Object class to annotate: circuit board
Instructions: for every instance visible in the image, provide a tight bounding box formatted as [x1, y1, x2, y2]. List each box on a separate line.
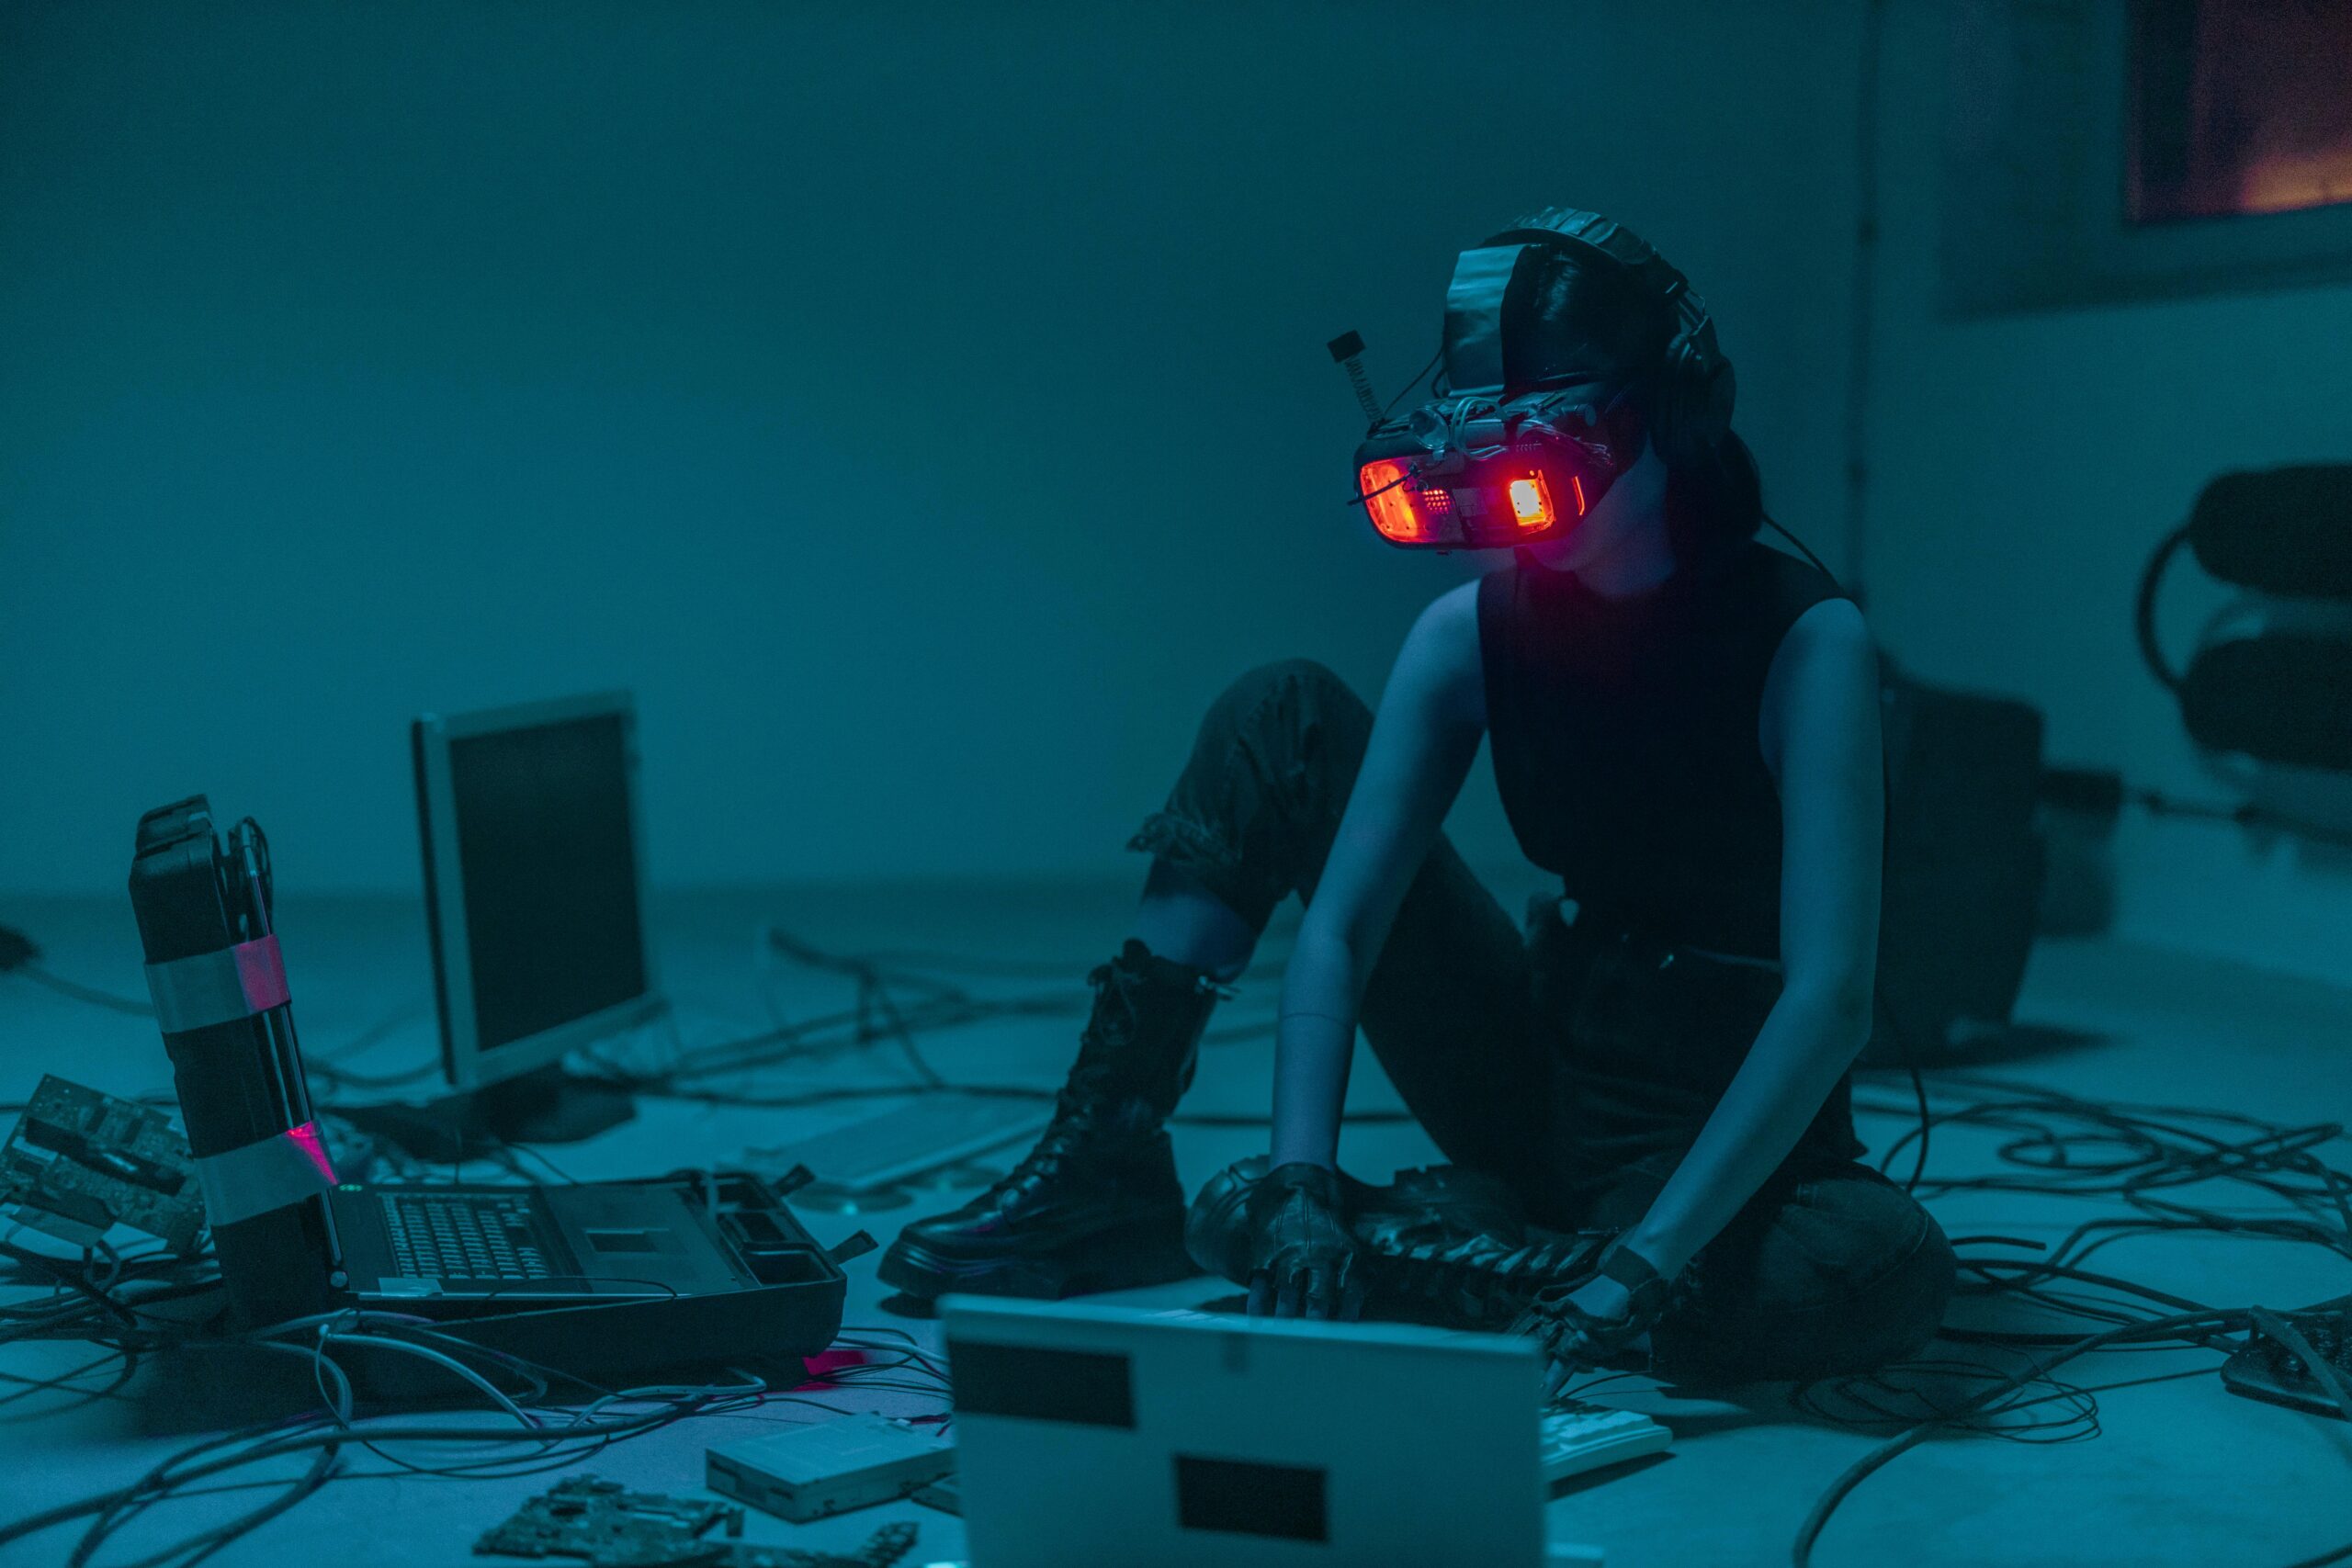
[0, 1076, 204, 1253]
[474, 1476, 918, 1568]
[2222, 1298, 2352, 1420]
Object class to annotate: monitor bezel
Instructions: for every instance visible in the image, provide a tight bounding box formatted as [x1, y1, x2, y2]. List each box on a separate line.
[412, 689, 662, 1093]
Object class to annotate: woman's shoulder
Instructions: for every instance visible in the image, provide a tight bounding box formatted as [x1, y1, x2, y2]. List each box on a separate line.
[1408, 578, 1485, 669]
[1394, 579, 1488, 721]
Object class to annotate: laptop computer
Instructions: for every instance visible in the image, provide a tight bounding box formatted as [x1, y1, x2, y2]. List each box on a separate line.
[940, 1297, 1626, 1568]
[330, 1179, 762, 1304]
[128, 785, 848, 1389]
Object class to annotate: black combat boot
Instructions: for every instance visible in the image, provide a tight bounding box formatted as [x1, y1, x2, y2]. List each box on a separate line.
[1185, 1157, 1611, 1327]
[876, 940, 1222, 1303]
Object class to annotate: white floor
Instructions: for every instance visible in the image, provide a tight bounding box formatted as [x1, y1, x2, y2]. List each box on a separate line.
[2, 880, 2348, 1568]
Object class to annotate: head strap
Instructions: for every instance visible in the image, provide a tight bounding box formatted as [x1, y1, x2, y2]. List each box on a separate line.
[1478, 207, 1719, 372]
[1442, 244, 1532, 397]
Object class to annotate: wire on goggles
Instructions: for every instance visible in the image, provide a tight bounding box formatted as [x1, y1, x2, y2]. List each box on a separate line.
[1348, 382, 1632, 547]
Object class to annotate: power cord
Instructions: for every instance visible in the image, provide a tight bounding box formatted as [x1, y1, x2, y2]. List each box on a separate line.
[0, 925, 153, 1017]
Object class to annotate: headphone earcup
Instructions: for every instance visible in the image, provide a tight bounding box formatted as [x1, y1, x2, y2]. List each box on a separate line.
[1652, 332, 1736, 469]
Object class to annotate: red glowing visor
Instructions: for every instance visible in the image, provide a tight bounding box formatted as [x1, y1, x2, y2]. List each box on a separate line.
[1351, 386, 1639, 550]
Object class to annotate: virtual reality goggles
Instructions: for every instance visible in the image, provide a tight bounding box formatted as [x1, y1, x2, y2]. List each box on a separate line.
[1341, 209, 1733, 552]
[1352, 379, 1642, 550]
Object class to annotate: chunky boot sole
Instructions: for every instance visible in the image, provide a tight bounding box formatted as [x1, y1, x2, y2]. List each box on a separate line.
[877, 1204, 1196, 1303]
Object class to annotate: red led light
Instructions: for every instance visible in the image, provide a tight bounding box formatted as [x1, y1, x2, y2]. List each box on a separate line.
[1508, 473, 1554, 529]
[1360, 459, 1429, 542]
[1572, 472, 1588, 515]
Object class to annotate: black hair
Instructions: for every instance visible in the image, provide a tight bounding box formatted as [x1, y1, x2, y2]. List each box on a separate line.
[1501, 243, 1764, 566]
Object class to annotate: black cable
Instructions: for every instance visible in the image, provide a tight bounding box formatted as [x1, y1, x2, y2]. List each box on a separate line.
[12, 964, 155, 1017]
[0, 1241, 140, 1331]
[1376, 346, 1442, 424]
[2135, 520, 2195, 694]
[1803, 1066, 2352, 1563]
[1792, 1307, 2253, 1566]
[0, 1322, 784, 1562]
[623, 927, 1396, 1128]
[1902, 1064, 1930, 1193]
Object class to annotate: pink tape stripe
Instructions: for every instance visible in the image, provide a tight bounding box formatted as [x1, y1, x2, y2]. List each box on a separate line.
[282, 1120, 338, 1185]
[232, 936, 289, 1012]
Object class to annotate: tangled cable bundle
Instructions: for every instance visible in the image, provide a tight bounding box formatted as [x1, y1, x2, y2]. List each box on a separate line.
[7, 929, 2351, 1567]
[1791, 1069, 2352, 1565]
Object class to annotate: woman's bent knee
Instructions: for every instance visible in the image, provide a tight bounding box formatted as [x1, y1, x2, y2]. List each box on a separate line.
[1206, 659, 1363, 739]
[1665, 1167, 1957, 1381]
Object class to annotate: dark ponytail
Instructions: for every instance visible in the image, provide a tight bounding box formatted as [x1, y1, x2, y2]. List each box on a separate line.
[1661, 424, 1764, 569]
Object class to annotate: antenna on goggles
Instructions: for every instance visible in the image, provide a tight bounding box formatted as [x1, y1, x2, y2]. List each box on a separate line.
[1327, 330, 1385, 430]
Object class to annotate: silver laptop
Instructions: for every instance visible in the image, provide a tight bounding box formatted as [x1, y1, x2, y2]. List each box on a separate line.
[941, 1297, 1610, 1568]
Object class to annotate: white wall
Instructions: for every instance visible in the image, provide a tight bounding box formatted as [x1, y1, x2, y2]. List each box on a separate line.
[1859, 4, 2352, 984]
[0, 1, 1866, 897]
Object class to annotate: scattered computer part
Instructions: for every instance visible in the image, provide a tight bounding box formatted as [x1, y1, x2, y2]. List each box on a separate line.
[129, 795, 346, 1327]
[944, 1297, 1569, 1567]
[412, 690, 661, 1143]
[320, 1170, 848, 1396]
[707, 1414, 955, 1523]
[129, 795, 847, 1384]
[474, 1476, 919, 1567]
[474, 1475, 741, 1567]
[744, 1097, 1052, 1213]
[908, 1475, 960, 1517]
[2221, 1298, 2352, 1420]
[0, 1075, 205, 1253]
[1540, 1400, 1673, 1484]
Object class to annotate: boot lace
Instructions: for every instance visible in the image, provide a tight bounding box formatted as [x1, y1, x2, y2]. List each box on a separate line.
[986, 957, 1153, 1192]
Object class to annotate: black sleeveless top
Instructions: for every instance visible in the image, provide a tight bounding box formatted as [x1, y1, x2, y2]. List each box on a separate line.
[1477, 538, 1845, 961]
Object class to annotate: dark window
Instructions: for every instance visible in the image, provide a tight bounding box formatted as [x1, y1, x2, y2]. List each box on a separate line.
[2130, 1, 2352, 223]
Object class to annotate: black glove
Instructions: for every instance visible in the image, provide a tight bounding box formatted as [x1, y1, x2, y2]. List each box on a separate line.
[1242, 1161, 1367, 1320]
[1513, 1241, 1674, 1391]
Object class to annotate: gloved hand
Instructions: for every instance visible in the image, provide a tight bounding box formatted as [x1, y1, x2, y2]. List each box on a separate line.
[1242, 1161, 1367, 1321]
[1514, 1241, 1674, 1395]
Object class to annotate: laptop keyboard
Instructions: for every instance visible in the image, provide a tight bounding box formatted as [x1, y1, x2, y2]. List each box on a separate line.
[379, 1191, 556, 1282]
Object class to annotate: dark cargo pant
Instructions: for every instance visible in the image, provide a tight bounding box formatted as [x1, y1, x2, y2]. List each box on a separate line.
[1130, 659, 1955, 1382]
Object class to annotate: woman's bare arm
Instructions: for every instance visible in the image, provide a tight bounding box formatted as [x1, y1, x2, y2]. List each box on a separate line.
[1268, 580, 1489, 1170]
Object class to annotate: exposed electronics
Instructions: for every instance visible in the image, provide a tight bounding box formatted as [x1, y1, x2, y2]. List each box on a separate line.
[475, 1475, 741, 1565]
[707, 1413, 956, 1523]
[474, 1475, 920, 1568]
[413, 690, 661, 1142]
[128, 795, 846, 1381]
[941, 1297, 1640, 1568]
[0, 1075, 205, 1253]
[2222, 1298, 2352, 1420]
[747, 1096, 1053, 1213]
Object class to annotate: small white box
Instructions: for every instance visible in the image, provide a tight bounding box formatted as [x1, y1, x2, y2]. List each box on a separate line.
[706, 1414, 955, 1523]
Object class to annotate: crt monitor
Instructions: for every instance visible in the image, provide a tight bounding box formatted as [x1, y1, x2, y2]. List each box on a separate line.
[412, 691, 661, 1136]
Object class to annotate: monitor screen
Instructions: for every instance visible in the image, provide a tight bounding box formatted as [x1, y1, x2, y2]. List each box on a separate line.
[443, 711, 648, 1056]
